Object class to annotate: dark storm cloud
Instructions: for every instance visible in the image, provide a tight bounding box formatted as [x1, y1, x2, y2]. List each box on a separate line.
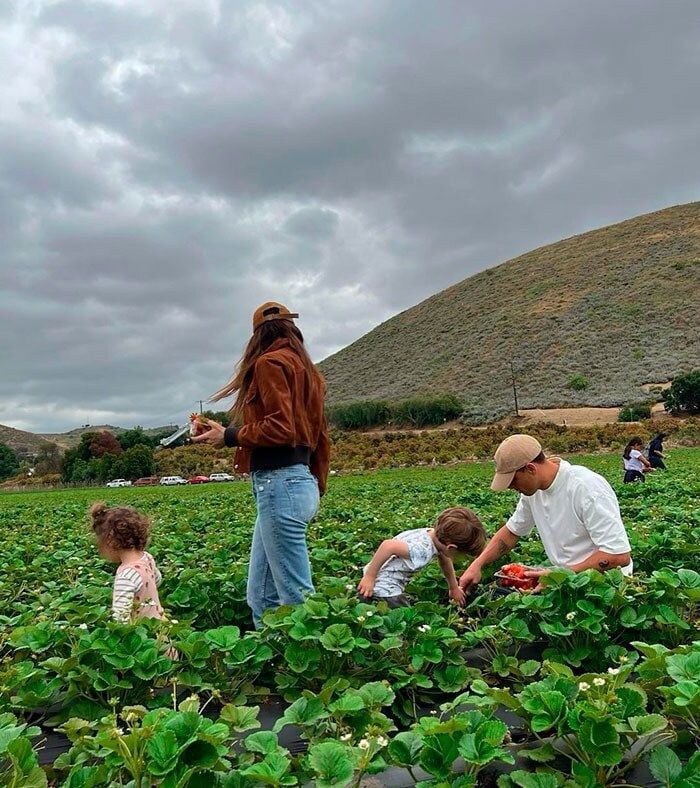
[1, 0, 699, 431]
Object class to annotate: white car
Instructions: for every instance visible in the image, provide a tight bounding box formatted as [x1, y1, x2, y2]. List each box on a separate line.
[106, 478, 132, 488]
[159, 475, 188, 486]
[208, 472, 236, 482]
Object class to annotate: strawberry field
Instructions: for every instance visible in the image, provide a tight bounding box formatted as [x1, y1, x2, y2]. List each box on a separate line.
[0, 450, 698, 786]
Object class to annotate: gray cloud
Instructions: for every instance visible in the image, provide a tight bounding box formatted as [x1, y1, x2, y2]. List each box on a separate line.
[1, 0, 699, 432]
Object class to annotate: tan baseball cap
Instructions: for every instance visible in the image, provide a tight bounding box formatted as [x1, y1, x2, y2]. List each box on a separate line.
[252, 301, 299, 331]
[490, 434, 543, 491]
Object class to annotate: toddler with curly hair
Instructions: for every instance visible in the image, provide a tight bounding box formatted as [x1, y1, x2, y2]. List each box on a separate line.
[89, 502, 166, 623]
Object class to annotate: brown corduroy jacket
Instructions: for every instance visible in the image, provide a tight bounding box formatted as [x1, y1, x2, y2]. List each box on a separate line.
[223, 338, 330, 494]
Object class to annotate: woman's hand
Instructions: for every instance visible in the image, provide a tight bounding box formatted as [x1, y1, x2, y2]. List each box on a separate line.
[190, 418, 226, 449]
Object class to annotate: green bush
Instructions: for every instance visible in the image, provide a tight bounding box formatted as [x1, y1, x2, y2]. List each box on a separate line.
[567, 374, 589, 391]
[664, 369, 700, 414]
[327, 394, 462, 430]
[327, 400, 391, 429]
[618, 403, 652, 422]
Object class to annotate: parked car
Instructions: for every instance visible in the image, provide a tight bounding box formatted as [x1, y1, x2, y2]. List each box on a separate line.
[188, 475, 210, 484]
[159, 475, 188, 486]
[106, 478, 132, 488]
[133, 476, 159, 486]
[208, 472, 236, 482]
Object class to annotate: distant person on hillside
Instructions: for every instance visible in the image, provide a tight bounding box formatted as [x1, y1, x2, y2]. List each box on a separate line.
[459, 435, 632, 594]
[89, 502, 167, 623]
[648, 432, 667, 470]
[357, 507, 486, 607]
[191, 302, 329, 628]
[622, 436, 653, 483]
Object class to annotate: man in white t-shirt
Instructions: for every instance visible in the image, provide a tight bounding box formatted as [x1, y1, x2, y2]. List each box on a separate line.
[459, 435, 632, 593]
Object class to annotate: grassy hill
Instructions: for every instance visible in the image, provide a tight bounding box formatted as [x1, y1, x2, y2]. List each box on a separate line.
[0, 424, 178, 457]
[0, 424, 57, 458]
[320, 202, 700, 419]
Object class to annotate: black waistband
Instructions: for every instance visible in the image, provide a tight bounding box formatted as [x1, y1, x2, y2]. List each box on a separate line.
[250, 445, 311, 472]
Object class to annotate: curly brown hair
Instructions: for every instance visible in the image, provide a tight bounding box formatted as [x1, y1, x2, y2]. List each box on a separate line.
[433, 507, 486, 555]
[89, 501, 151, 552]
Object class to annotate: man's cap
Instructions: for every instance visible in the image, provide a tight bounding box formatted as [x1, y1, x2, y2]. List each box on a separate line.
[491, 434, 543, 491]
[252, 302, 299, 331]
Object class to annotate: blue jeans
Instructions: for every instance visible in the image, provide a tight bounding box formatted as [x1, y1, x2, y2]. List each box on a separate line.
[247, 464, 320, 628]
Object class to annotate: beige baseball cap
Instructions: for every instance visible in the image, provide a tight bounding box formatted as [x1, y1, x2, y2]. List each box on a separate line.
[490, 434, 543, 491]
[252, 302, 299, 331]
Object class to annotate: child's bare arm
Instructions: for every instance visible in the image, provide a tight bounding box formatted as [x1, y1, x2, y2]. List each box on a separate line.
[437, 553, 466, 606]
[357, 539, 410, 597]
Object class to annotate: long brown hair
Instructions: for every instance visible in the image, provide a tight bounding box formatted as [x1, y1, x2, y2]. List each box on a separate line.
[211, 320, 322, 424]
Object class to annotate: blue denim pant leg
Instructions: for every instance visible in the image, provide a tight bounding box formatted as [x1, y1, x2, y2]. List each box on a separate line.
[246, 464, 320, 628]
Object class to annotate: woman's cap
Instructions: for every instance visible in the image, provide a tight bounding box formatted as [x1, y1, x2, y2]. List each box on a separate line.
[252, 302, 299, 331]
[491, 434, 543, 491]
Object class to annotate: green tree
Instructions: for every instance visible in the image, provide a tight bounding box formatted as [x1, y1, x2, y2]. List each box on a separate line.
[0, 443, 20, 480]
[117, 426, 157, 450]
[116, 445, 155, 480]
[664, 369, 700, 414]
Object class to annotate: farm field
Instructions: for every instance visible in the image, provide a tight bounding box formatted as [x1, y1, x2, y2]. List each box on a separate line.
[0, 451, 698, 786]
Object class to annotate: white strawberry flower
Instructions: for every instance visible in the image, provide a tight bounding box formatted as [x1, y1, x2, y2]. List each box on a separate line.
[340, 732, 352, 742]
[593, 677, 606, 686]
[578, 682, 590, 691]
[377, 735, 389, 748]
[358, 739, 370, 750]
[608, 667, 620, 675]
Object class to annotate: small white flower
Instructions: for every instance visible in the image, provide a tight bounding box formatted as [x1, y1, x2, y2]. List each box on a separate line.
[357, 615, 366, 624]
[418, 624, 432, 633]
[114, 727, 124, 736]
[345, 584, 354, 591]
[619, 655, 628, 663]
[365, 610, 374, 617]
[377, 735, 388, 748]
[78, 623, 88, 630]
[607, 667, 620, 675]
[171, 619, 179, 624]
[593, 677, 606, 687]
[578, 682, 591, 692]
[430, 709, 438, 715]
[340, 732, 352, 741]
[565, 612, 575, 621]
[358, 739, 370, 750]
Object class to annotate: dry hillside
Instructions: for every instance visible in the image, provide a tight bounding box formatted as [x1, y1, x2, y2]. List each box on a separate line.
[320, 202, 700, 419]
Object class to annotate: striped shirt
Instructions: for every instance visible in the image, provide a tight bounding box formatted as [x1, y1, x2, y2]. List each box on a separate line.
[112, 552, 164, 623]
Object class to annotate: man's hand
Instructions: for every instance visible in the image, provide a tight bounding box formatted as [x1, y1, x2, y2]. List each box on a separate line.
[357, 575, 375, 599]
[190, 418, 226, 448]
[449, 585, 466, 606]
[522, 567, 551, 593]
[459, 563, 482, 592]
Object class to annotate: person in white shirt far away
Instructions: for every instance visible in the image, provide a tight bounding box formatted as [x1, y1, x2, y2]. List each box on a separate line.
[459, 435, 632, 593]
[622, 436, 653, 483]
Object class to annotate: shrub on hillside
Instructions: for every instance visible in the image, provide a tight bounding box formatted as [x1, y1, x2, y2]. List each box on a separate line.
[567, 374, 589, 391]
[390, 394, 463, 426]
[618, 403, 652, 422]
[664, 369, 700, 414]
[327, 394, 462, 429]
[327, 400, 391, 429]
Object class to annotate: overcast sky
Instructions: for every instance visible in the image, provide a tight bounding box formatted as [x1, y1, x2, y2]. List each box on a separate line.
[2, 0, 699, 433]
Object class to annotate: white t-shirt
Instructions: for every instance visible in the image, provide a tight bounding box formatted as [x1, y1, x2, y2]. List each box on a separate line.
[506, 460, 633, 576]
[367, 528, 437, 597]
[623, 449, 645, 472]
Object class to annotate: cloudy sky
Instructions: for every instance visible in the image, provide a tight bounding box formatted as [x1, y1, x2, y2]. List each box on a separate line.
[2, 0, 699, 433]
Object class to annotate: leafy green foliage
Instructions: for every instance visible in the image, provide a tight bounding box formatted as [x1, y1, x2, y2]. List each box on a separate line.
[665, 369, 700, 414]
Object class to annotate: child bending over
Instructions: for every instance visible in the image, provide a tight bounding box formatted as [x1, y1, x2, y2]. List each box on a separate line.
[357, 507, 486, 607]
[89, 502, 166, 623]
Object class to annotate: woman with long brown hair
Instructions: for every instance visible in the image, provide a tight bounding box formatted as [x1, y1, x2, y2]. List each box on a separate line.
[192, 302, 329, 627]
